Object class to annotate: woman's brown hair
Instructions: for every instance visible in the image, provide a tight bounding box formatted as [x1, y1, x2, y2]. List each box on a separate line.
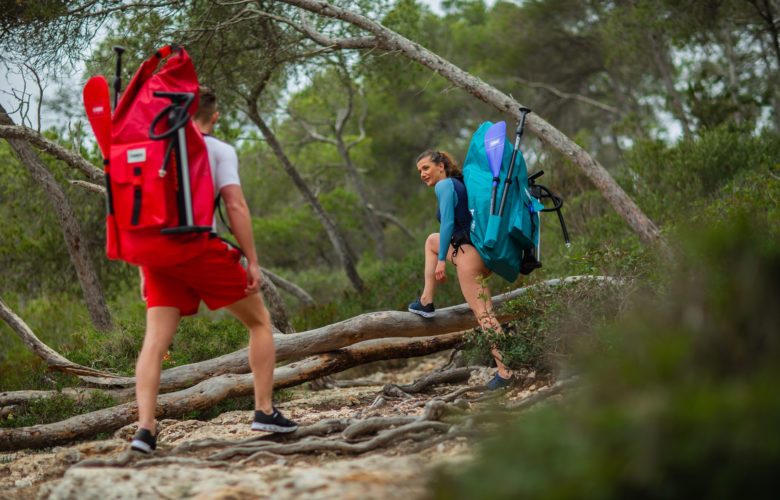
[416, 150, 462, 179]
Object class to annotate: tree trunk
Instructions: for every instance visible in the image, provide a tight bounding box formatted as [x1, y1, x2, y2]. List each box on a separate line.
[336, 136, 387, 260]
[0, 332, 464, 451]
[752, 0, 780, 74]
[247, 111, 365, 292]
[0, 106, 113, 332]
[646, 30, 693, 138]
[276, 0, 667, 250]
[260, 269, 295, 333]
[720, 24, 743, 125]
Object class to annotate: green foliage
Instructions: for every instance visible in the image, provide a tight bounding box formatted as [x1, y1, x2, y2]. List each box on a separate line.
[67, 313, 250, 375]
[291, 249, 467, 332]
[464, 277, 630, 371]
[627, 126, 780, 224]
[430, 214, 780, 499]
[1, 391, 116, 429]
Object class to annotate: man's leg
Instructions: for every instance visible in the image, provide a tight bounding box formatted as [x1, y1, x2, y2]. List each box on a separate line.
[135, 306, 180, 431]
[226, 293, 274, 413]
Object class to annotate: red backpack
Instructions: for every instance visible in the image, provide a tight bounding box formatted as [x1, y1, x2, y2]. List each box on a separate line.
[83, 45, 214, 267]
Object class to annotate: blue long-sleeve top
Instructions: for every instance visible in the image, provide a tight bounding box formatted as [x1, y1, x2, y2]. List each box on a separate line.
[434, 177, 471, 261]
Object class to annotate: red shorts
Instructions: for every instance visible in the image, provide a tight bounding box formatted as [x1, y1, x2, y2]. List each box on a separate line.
[142, 237, 248, 316]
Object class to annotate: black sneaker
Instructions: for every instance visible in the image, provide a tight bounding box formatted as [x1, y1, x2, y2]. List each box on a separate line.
[130, 427, 157, 454]
[408, 297, 436, 318]
[251, 407, 298, 433]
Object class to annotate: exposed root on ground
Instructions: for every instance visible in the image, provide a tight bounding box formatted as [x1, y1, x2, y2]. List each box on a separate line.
[69, 368, 573, 471]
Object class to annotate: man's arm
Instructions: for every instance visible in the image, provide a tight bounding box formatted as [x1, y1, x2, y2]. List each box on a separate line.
[220, 184, 261, 294]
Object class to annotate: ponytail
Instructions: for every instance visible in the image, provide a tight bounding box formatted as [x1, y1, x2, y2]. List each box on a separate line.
[416, 149, 462, 179]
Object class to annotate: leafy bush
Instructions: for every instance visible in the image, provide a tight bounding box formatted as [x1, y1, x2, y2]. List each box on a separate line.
[627, 126, 780, 224]
[429, 214, 780, 499]
[66, 314, 250, 375]
[463, 277, 631, 371]
[1, 391, 116, 429]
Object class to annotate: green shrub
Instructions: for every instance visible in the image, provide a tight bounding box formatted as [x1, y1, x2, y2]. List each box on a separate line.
[429, 214, 780, 499]
[1, 391, 116, 429]
[463, 277, 631, 371]
[627, 126, 780, 224]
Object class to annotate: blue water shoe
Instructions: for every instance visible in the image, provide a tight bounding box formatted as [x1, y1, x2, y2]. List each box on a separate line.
[408, 297, 436, 318]
[486, 372, 511, 391]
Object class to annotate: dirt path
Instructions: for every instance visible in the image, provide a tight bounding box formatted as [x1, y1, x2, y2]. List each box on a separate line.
[1, 353, 549, 499]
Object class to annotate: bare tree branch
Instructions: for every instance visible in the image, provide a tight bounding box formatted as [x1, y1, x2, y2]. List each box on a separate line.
[0, 124, 104, 181]
[262, 268, 316, 306]
[275, 0, 668, 250]
[69, 179, 106, 194]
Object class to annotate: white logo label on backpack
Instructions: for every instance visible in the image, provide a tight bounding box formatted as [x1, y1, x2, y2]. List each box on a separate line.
[127, 148, 147, 163]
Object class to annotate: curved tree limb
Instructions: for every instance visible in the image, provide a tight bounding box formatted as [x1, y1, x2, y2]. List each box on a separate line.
[0, 296, 120, 381]
[367, 204, 414, 239]
[275, 0, 666, 250]
[262, 268, 316, 306]
[0, 124, 104, 181]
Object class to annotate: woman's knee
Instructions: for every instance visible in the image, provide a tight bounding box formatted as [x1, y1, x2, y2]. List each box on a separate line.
[425, 233, 440, 251]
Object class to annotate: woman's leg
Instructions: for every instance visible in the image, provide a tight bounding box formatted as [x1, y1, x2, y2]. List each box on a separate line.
[420, 232, 442, 305]
[452, 246, 512, 379]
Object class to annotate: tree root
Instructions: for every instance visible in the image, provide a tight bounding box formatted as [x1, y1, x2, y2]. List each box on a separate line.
[69, 379, 577, 471]
[209, 421, 452, 460]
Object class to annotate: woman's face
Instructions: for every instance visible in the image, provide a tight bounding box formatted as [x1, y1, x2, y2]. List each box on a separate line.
[416, 156, 446, 187]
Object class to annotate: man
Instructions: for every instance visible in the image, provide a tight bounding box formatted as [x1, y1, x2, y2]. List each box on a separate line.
[131, 87, 297, 454]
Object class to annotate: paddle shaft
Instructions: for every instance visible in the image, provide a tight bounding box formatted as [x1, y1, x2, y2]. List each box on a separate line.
[113, 46, 125, 109]
[497, 108, 531, 216]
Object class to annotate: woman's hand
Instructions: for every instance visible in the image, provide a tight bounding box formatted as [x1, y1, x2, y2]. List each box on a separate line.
[435, 260, 447, 282]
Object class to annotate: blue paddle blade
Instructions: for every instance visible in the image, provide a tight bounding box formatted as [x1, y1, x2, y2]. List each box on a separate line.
[484, 121, 506, 183]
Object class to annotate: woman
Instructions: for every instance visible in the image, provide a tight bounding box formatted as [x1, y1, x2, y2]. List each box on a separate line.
[407, 150, 512, 390]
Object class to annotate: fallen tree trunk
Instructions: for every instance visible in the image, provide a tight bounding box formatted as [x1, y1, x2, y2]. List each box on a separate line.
[79, 276, 609, 390]
[0, 332, 464, 451]
[0, 387, 134, 407]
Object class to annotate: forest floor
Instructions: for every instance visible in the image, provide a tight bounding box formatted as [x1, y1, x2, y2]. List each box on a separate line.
[0, 352, 552, 499]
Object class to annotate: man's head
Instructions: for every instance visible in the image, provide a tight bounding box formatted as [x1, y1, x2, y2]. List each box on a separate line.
[193, 86, 218, 133]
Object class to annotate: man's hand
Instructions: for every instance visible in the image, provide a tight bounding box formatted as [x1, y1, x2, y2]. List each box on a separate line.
[246, 262, 262, 295]
[435, 260, 447, 282]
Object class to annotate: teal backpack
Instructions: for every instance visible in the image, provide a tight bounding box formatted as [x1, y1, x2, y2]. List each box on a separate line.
[463, 110, 569, 282]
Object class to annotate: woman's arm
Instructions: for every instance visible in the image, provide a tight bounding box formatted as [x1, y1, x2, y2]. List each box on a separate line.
[435, 178, 457, 261]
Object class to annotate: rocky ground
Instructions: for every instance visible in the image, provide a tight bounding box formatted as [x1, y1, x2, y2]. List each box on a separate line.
[1, 353, 551, 499]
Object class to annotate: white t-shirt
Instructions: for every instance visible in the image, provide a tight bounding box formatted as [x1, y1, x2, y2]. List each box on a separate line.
[203, 134, 240, 229]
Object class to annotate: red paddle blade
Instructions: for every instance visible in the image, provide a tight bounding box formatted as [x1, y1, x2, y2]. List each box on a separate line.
[83, 76, 112, 159]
